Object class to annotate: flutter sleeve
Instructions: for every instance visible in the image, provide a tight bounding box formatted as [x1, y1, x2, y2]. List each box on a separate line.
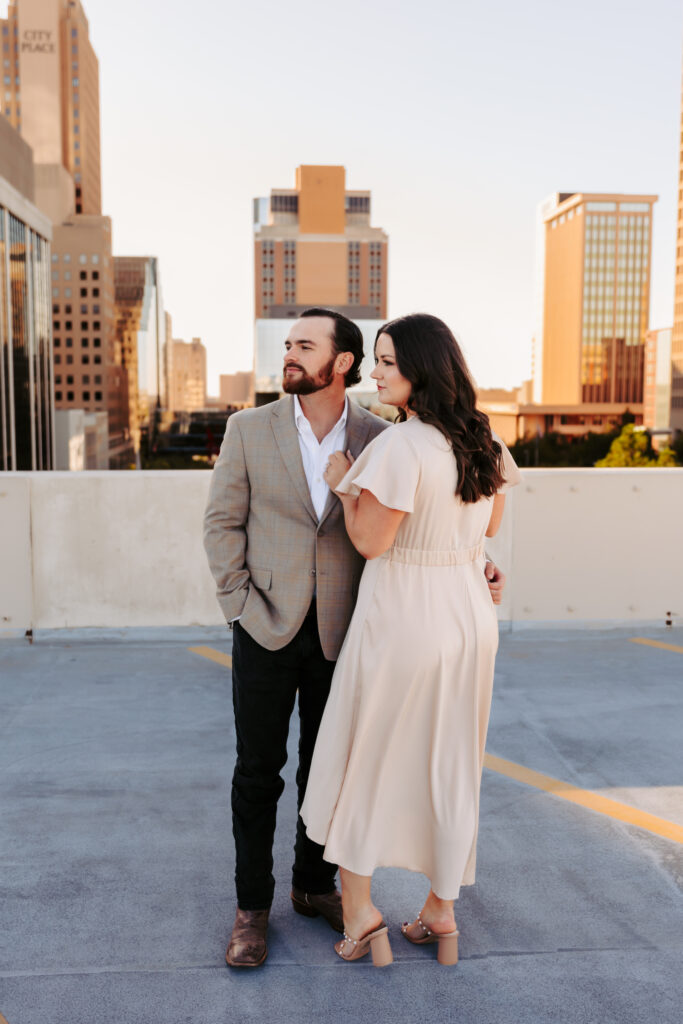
[335, 426, 421, 513]
[494, 433, 522, 494]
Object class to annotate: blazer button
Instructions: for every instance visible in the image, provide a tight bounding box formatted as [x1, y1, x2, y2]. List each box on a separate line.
[310, 569, 317, 576]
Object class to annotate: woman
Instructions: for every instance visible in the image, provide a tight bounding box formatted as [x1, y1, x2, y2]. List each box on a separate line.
[300, 314, 521, 968]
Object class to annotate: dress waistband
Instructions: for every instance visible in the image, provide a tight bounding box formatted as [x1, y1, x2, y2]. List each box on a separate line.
[382, 542, 486, 567]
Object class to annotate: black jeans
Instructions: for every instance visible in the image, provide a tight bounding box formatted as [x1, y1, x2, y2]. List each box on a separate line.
[231, 607, 338, 910]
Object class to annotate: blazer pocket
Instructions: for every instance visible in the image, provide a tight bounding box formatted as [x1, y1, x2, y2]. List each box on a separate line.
[249, 567, 272, 591]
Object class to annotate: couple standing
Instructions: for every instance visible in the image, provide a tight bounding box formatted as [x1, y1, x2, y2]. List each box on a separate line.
[203, 308, 520, 968]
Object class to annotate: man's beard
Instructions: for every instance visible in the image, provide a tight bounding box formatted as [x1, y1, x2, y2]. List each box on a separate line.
[282, 356, 336, 395]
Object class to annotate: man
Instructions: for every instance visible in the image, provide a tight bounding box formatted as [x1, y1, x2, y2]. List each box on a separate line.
[203, 308, 506, 968]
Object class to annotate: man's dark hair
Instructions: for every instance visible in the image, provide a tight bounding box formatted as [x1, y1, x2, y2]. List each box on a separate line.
[300, 308, 364, 387]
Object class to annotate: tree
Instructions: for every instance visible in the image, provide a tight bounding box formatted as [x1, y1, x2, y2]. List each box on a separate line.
[653, 445, 678, 467]
[594, 424, 677, 467]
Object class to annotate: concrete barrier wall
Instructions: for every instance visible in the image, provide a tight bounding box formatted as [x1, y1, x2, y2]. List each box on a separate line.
[1, 468, 682, 636]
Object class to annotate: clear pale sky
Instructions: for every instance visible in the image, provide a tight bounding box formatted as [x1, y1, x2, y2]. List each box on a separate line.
[76, 0, 683, 394]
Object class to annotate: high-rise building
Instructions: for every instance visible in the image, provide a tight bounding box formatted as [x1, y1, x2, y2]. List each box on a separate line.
[254, 165, 387, 319]
[534, 192, 656, 412]
[169, 336, 206, 412]
[253, 165, 388, 404]
[671, 67, 683, 432]
[643, 327, 673, 434]
[51, 217, 111, 414]
[113, 256, 163, 456]
[1, 0, 102, 216]
[0, 114, 54, 470]
[2, 1, 136, 466]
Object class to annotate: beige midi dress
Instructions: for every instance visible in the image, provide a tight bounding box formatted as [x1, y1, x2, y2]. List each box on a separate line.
[300, 416, 521, 899]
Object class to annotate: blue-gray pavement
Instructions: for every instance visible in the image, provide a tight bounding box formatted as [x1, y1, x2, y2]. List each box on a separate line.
[0, 627, 681, 1024]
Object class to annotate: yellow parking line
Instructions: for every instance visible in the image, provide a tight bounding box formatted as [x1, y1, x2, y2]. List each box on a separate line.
[484, 753, 683, 846]
[629, 637, 683, 655]
[188, 646, 232, 669]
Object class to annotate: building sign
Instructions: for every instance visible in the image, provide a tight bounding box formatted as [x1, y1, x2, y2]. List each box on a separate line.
[21, 30, 55, 53]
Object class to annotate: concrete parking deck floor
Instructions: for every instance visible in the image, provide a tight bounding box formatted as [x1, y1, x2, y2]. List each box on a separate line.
[0, 627, 681, 1024]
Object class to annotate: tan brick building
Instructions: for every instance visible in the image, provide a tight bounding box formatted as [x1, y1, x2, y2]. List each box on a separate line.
[253, 165, 388, 320]
[1, 0, 101, 215]
[169, 337, 207, 413]
[253, 165, 388, 404]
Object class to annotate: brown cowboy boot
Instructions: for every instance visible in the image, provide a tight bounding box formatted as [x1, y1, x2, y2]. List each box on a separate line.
[225, 907, 270, 968]
[291, 888, 344, 933]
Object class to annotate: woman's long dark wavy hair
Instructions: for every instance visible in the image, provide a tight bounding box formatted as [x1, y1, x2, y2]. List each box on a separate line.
[376, 314, 504, 503]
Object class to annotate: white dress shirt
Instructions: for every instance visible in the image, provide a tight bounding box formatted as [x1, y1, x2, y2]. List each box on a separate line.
[293, 395, 349, 520]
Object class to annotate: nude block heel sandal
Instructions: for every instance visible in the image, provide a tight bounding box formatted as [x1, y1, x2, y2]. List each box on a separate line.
[401, 914, 460, 966]
[335, 923, 394, 967]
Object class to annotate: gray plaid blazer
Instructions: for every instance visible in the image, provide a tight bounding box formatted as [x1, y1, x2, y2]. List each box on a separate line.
[203, 395, 389, 660]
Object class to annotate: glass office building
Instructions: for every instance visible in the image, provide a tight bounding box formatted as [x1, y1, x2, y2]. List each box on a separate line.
[0, 198, 54, 471]
[537, 192, 656, 408]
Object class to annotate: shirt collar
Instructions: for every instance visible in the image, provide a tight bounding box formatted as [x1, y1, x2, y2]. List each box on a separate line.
[293, 394, 349, 434]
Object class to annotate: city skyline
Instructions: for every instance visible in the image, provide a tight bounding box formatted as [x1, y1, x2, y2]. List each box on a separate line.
[6, 0, 682, 397]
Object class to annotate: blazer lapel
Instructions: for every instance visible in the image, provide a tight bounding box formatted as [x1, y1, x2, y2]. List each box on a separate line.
[318, 399, 373, 527]
[271, 396, 318, 524]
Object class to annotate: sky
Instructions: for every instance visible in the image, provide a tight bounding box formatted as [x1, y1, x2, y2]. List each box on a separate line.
[72, 0, 683, 394]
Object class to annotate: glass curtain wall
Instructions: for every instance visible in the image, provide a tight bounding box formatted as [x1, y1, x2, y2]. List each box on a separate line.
[0, 205, 54, 471]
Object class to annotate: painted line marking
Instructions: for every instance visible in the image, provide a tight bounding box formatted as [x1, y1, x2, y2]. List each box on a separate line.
[188, 645, 681, 845]
[484, 753, 683, 846]
[629, 637, 683, 655]
[188, 646, 232, 669]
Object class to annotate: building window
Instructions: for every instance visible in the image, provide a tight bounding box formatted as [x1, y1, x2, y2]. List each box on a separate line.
[67, 375, 74, 385]
[79, 255, 87, 265]
[54, 337, 61, 348]
[93, 321, 100, 330]
[54, 354, 61, 365]
[55, 391, 62, 401]
[82, 355, 90, 365]
[65, 321, 72, 330]
[80, 287, 87, 297]
[93, 304, 100, 314]
[53, 320, 60, 331]
[66, 338, 73, 347]
[94, 391, 102, 402]
[94, 355, 101, 364]
[83, 391, 90, 401]
[66, 355, 74, 365]
[92, 271, 99, 280]
[92, 288, 99, 297]
[93, 338, 101, 348]
[83, 375, 90, 384]
[81, 321, 88, 330]
[91, 254, 99, 265]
